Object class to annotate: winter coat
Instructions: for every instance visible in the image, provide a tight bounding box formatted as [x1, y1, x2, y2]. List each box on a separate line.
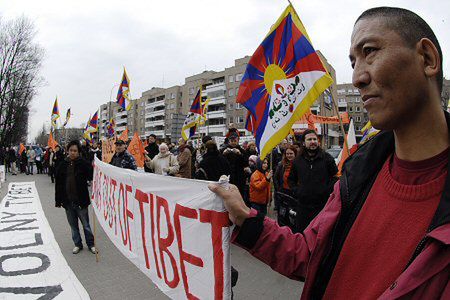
[288, 150, 337, 208]
[232, 113, 450, 299]
[53, 150, 65, 170]
[249, 170, 271, 205]
[55, 157, 93, 208]
[176, 146, 192, 179]
[110, 151, 137, 170]
[221, 145, 247, 194]
[146, 152, 179, 175]
[195, 150, 231, 181]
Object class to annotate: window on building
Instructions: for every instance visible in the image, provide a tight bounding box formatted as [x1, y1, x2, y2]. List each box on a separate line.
[170, 93, 175, 99]
[356, 116, 361, 122]
[349, 107, 353, 112]
[229, 117, 233, 124]
[355, 97, 361, 102]
[229, 103, 234, 109]
[235, 73, 243, 81]
[228, 89, 234, 97]
[356, 106, 361, 112]
[229, 75, 233, 83]
[235, 87, 239, 95]
[236, 116, 244, 123]
[189, 87, 194, 95]
[236, 103, 242, 109]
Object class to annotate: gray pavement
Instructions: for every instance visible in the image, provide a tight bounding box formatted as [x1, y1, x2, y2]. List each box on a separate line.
[0, 173, 303, 300]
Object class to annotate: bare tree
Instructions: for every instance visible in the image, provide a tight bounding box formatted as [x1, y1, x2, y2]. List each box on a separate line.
[0, 16, 44, 147]
[34, 123, 48, 145]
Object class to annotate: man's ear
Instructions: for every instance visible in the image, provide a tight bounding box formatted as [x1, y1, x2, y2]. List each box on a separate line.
[417, 38, 440, 79]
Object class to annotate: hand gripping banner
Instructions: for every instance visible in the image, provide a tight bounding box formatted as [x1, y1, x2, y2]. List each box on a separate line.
[91, 157, 232, 299]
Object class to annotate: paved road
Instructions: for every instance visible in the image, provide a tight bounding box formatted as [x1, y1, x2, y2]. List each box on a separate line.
[0, 173, 302, 300]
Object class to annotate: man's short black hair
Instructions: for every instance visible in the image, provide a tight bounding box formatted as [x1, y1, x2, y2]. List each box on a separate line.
[149, 134, 156, 139]
[302, 129, 318, 141]
[356, 7, 443, 93]
[67, 140, 81, 152]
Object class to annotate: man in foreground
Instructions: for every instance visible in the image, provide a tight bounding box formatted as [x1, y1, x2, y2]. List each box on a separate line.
[55, 140, 96, 254]
[210, 7, 449, 298]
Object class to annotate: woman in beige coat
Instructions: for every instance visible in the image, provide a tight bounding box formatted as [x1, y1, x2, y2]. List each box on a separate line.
[176, 138, 192, 178]
[145, 143, 179, 175]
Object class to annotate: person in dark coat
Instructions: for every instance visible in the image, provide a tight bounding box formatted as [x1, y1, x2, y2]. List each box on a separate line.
[195, 140, 231, 181]
[55, 140, 96, 254]
[144, 134, 159, 173]
[288, 129, 338, 232]
[221, 133, 247, 195]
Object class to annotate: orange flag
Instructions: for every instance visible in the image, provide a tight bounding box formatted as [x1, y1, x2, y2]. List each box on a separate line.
[143, 139, 149, 148]
[48, 132, 57, 150]
[19, 143, 26, 155]
[128, 132, 145, 167]
[118, 128, 129, 142]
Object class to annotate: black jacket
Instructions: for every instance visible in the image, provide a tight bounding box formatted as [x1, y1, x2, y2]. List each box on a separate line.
[288, 150, 338, 208]
[55, 157, 93, 208]
[221, 145, 248, 193]
[144, 143, 159, 172]
[195, 150, 231, 181]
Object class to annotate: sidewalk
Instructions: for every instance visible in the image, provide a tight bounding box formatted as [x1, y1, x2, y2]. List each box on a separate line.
[0, 173, 302, 299]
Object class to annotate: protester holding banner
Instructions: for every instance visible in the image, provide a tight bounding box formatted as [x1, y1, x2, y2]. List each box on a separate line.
[55, 140, 96, 255]
[145, 142, 179, 175]
[176, 138, 192, 178]
[109, 139, 137, 170]
[209, 7, 450, 299]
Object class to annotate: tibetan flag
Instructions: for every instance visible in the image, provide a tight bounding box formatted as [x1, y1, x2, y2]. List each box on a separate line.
[63, 108, 71, 127]
[19, 143, 26, 155]
[83, 116, 92, 141]
[360, 121, 380, 144]
[181, 88, 202, 140]
[237, 4, 333, 158]
[116, 68, 132, 111]
[51, 98, 60, 128]
[199, 97, 210, 125]
[87, 111, 99, 133]
[337, 119, 357, 175]
[106, 118, 115, 137]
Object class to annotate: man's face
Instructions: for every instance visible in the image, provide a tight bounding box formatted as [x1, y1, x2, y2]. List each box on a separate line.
[281, 140, 288, 149]
[68, 145, 79, 160]
[149, 136, 155, 144]
[350, 17, 428, 130]
[229, 138, 238, 147]
[304, 133, 318, 151]
[116, 144, 126, 153]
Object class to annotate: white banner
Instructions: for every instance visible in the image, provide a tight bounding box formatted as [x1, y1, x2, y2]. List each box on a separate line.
[0, 182, 89, 300]
[92, 157, 232, 300]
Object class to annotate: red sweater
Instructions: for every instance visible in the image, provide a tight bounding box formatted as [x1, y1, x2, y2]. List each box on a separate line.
[324, 149, 448, 299]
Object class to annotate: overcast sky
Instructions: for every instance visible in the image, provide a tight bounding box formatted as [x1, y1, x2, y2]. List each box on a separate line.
[1, 0, 449, 141]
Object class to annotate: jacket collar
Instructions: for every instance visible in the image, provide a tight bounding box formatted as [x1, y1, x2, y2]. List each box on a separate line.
[342, 110, 450, 230]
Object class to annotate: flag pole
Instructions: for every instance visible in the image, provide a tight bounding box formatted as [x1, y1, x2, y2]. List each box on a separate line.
[92, 208, 99, 263]
[330, 93, 350, 155]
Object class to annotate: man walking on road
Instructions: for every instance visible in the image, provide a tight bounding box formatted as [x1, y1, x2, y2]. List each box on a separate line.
[209, 7, 449, 299]
[55, 140, 96, 254]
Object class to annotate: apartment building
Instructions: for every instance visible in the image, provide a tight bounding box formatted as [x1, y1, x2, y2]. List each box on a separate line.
[337, 83, 369, 139]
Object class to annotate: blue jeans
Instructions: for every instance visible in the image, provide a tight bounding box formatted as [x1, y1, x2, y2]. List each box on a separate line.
[65, 204, 95, 248]
[250, 203, 267, 216]
[27, 162, 34, 174]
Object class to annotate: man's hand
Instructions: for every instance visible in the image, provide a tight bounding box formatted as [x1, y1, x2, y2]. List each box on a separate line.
[208, 183, 251, 226]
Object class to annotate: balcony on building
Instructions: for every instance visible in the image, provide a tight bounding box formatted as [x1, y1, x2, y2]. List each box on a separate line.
[145, 119, 165, 127]
[147, 109, 165, 118]
[207, 110, 226, 119]
[146, 96, 165, 109]
[116, 110, 127, 117]
[198, 124, 227, 135]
